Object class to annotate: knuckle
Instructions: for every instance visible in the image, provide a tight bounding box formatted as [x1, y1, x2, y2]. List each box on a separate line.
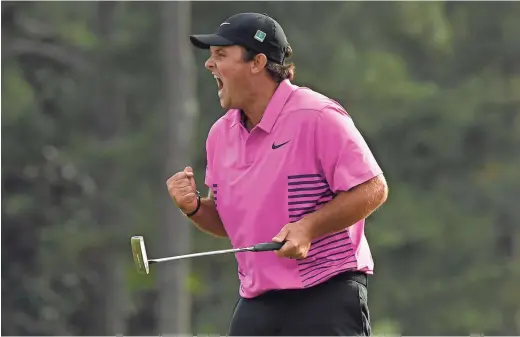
[183, 187, 194, 195]
[173, 172, 185, 180]
[168, 173, 182, 184]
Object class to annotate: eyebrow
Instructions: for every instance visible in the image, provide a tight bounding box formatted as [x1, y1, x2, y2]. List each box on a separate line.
[209, 48, 221, 57]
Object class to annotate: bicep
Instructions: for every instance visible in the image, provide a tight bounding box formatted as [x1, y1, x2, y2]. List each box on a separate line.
[346, 173, 388, 205]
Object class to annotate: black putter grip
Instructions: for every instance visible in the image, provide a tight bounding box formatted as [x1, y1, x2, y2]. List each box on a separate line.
[253, 241, 286, 252]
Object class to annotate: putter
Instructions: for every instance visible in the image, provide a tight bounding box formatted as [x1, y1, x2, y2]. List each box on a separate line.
[131, 236, 285, 274]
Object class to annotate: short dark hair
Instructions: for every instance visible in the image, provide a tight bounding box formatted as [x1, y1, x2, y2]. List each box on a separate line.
[242, 46, 295, 83]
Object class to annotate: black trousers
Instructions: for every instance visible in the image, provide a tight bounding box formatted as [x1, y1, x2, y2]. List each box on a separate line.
[227, 271, 371, 336]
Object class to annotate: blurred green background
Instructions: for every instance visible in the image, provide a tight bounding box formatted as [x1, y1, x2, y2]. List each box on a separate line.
[2, 1, 520, 335]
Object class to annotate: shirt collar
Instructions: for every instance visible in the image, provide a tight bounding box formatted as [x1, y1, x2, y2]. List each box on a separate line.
[230, 79, 297, 132]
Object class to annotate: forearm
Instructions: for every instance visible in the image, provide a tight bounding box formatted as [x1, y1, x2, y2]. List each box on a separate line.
[188, 193, 228, 238]
[301, 174, 388, 240]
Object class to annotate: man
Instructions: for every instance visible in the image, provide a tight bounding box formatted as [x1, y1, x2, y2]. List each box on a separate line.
[166, 12, 388, 336]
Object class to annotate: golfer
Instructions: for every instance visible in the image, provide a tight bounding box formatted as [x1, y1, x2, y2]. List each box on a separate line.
[167, 12, 388, 336]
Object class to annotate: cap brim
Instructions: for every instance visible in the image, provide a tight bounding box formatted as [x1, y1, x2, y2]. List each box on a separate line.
[189, 34, 235, 49]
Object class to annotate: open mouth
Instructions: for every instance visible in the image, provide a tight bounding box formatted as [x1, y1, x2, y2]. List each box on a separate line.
[214, 74, 224, 93]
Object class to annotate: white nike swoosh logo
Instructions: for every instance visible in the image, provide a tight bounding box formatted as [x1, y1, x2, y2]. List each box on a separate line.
[220, 22, 230, 26]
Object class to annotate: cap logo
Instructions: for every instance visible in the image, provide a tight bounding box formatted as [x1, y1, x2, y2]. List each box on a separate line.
[254, 30, 266, 42]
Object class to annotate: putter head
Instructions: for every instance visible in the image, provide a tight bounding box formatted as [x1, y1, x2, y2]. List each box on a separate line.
[131, 236, 150, 275]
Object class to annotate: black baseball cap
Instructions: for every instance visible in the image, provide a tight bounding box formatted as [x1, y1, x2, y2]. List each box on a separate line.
[190, 13, 290, 65]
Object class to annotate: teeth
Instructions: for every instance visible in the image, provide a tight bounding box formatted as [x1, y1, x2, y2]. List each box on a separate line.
[214, 74, 223, 91]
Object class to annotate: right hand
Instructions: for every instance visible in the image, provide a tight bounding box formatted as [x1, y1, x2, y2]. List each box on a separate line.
[166, 166, 198, 214]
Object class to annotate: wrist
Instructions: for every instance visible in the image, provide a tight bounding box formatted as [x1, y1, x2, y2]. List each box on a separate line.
[297, 217, 318, 240]
[182, 191, 201, 217]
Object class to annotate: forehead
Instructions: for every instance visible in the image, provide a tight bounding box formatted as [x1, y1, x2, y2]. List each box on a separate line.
[210, 45, 243, 54]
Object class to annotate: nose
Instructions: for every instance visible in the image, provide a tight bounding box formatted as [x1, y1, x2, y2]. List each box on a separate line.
[205, 56, 215, 71]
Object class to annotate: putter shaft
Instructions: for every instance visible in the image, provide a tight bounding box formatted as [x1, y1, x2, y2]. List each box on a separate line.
[148, 246, 254, 264]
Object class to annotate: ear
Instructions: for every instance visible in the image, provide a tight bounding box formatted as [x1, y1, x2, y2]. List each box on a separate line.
[251, 53, 268, 74]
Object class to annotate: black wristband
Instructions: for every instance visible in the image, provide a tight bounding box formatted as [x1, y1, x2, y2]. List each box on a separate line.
[185, 190, 201, 217]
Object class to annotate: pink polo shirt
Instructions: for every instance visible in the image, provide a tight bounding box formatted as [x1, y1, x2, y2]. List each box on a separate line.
[204, 79, 383, 298]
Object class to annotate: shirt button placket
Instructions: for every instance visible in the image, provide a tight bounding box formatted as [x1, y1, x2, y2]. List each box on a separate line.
[244, 130, 259, 165]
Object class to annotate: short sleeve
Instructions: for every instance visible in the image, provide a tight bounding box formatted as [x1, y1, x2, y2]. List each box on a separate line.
[315, 105, 383, 193]
[204, 121, 220, 189]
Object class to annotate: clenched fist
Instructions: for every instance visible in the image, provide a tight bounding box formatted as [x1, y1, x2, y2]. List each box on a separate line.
[166, 166, 199, 215]
[272, 220, 313, 259]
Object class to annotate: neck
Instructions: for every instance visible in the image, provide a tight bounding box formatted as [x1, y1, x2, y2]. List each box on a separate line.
[242, 80, 279, 129]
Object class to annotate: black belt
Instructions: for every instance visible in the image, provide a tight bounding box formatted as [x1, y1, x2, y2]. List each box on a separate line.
[256, 270, 369, 300]
[331, 270, 368, 287]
